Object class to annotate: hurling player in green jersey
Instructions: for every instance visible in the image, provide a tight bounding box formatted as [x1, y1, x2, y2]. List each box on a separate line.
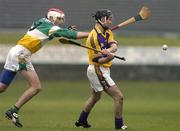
[0, 8, 88, 128]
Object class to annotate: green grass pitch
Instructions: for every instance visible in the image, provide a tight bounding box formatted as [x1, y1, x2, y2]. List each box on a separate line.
[0, 80, 180, 131]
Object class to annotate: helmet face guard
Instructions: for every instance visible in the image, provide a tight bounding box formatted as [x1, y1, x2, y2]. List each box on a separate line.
[93, 9, 113, 29]
[47, 8, 65, 24]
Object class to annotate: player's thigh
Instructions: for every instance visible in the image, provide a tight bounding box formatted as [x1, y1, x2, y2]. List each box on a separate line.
[91, 89, 102, 100]
[4, 45, 32, 72]
[87, 65, 104, 92]
[87, 65, 116, 92]
[104, 85, 123, 98]
[20, 70, 41, 88]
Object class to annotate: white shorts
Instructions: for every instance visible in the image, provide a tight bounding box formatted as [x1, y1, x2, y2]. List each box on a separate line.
[87, 65, 115, 92]
[4, 45, 34, 72]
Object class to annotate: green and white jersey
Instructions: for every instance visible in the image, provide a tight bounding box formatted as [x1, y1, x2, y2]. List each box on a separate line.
[17, 18, 77, 54]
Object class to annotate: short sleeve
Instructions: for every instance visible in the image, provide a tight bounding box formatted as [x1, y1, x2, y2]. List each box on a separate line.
[108, 30, 114, 43]
[107, 30, 117, 45]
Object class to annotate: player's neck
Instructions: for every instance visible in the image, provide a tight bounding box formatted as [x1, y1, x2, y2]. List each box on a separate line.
[95, 23, 105, 33]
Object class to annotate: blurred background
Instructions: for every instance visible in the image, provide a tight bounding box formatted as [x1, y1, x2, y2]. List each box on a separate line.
[0, 0, 180, 81]
[0, 1, 180, 131]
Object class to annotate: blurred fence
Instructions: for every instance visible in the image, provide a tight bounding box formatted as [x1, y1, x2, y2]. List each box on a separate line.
[1, 45, 180, 81]
[1, 45, 180, 65]
[0, 0, 180, 32]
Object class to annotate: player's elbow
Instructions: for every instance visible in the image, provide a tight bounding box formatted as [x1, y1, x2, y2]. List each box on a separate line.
[113, 43, 118, 51]
[109, 43, 118, 53]
[113, 47, 118, 52]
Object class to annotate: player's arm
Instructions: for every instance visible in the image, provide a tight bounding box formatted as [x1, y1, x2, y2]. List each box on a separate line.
[92, 51, 114, 64]
[68, 25, 89, 39]
[92, 44, 117, 64]
[76, 32, 89, 39]
[107, 41, 118, 53]
[67, 25, 89, 39]
[49, 28, 88, 40]
[107, 30, 118, 53]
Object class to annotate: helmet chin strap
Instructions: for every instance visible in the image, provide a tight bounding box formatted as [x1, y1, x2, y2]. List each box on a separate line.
[52, 20, 56, 25]
[97, 16, 109, 30]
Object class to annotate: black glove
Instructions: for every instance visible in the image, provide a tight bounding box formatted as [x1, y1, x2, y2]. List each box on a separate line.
[18, 54, 27, 70]
[68, 25, 78, 31]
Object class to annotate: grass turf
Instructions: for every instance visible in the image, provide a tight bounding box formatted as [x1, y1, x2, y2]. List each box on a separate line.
[0, 80, 180, 131]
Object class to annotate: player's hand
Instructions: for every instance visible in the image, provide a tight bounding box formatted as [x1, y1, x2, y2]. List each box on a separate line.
[101, 49, 114, 59]
[19, 63, 27, 71]
[107, 52, 114, 60]
[101, 49, 110, 55]
[18, 54, 27, 70]
[92, 50, 114, 64]
[68, 25, 77, 31]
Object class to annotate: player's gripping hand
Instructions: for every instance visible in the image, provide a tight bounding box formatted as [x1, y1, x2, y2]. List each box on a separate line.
[18, 54, 27, 70]
[101, 49, 114, 60]
[92, 50, 114, 64]
[68, 25, 78, 31]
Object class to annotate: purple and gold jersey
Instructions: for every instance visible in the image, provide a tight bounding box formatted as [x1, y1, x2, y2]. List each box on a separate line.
[86, 25, 116, 67]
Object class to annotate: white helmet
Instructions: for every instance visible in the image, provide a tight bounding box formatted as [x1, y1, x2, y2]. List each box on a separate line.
[47, 8, 65, 22]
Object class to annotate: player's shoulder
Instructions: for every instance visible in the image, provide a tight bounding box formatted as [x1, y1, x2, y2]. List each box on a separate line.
[87, 29, 96, 39]
[38, 18, 52, 24]
[106, 29, 114, 37]
[107, 29, 113, 34]
[39, 18, 56, 30]
[90, 28, 97, 35]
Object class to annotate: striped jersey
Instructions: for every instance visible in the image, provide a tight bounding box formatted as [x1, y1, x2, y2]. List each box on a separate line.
[17, 18, 77, 54]
[86, 24, 116, 67]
